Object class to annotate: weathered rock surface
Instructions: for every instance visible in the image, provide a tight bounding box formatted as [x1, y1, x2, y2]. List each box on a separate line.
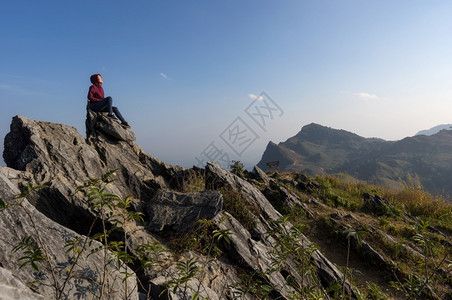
[252, 165, 270, 184]
[0, 266, 44, 300]
[264, 181, 314, 217]
[147, 190, 223, 232]
[1, 115, 363, 299]
[205, 162, 357, 298]
[0, 172, 138, 299]
[86, 109, 136, 142]
[2, 115, 182, 234]
[1, 115, 254, 299]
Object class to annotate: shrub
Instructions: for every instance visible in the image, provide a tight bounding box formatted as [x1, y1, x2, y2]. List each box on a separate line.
[230, 160, 246, 178]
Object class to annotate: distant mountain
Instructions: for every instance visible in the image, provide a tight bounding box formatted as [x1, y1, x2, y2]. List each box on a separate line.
[258, 123, 452, 197]
[416, 124, 452, 136]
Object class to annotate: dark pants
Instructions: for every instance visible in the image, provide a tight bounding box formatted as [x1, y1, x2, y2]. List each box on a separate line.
[89, 97, 126, 123]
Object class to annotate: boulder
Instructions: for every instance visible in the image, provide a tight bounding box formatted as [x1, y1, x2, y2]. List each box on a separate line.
[86, 109, 136, 142]
[296, 173, 319, 191]
[363, 193, 396, 216]
[0, 171, 138, 300]
[252, 165, 270, 184]
[147, 190, 223, 232]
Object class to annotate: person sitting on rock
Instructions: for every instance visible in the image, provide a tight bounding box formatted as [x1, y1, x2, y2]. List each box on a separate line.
[87, 74, 130, 128]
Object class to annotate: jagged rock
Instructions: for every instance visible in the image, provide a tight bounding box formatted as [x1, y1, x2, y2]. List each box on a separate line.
[86, 109, 136, 142]
[213, 212, 296, 297]
[0, 171, 138, 300]
[205, 162, 357, 298]
[3, 115, 247, 299]
[206, 162, 281, 221]
[2, 115, 182, 234]
[253, 165, 270, 184]
[296, 173, 319, 191]
[147, 190, 223, 232]
[265, 181, 315, 217]
[363, 193, 395, 216]
[1, 115, 365, 299]
[0, 266, 44, 300]
[147, 251, 249, 300]
[123, 223, 249, 300]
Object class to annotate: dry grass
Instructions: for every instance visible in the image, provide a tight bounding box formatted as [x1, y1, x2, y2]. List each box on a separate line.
[179, 169, 206, 193]
[383, 187, 451, 220]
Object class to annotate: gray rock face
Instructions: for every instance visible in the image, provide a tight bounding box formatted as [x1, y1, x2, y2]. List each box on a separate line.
[147, 190, 223, 232]
[1, 115, 361, 299]
[0, 267, 44, 300]
[252, 165, 270, 184]
[86, 109, 136, 142]
[1, 115, 241, 299]
[206, 162, 281, 221]
[2, 115, 182, 233]
[205, 162, 356, 298]
[0, 172, 138, 300]
[264, 181, 315, 217]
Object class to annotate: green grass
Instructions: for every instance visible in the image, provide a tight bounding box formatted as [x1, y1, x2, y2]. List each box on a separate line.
[220, 187, 258, 230]
[268, 171, 452, 299]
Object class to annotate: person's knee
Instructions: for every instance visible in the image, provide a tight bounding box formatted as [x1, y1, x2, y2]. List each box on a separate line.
[106, 96, 113, 104]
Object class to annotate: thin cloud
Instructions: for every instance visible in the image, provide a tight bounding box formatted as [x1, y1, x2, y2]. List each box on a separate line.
[354, 92, 378, 100]
[248, 93, 264, 101]
[0, 84, 13, 90]
[160, 73, 169, 79]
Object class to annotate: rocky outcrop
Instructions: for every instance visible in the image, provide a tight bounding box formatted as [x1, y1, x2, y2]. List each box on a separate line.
[2, 115, 182, 233]
[205, 162, 357, 298]
[86, 109, 136, 142]
[1, 115, 362, 299]
[295, 173, 319, 191]
[363, 193, 396, 216]
[264, 181, 314, 217]
[252, 165, 270, 184]
[147, 190, 223, 232]
[0, 172, 138, 300]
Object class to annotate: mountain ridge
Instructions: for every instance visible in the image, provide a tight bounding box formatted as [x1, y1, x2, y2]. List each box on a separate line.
[258, 123, 452, 198]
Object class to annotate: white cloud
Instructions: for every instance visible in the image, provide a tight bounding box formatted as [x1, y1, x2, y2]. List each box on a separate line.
[354, 92, 378, 100]
[248, 93, 264, 101]
[160, 73, 169, 79]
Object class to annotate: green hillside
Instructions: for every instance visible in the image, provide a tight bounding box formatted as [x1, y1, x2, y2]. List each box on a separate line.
[254, 170, 452, 299]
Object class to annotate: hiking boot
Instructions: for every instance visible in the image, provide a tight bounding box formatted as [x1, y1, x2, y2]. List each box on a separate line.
[106, 113, 117, 120]
[121, 121, 131, 128]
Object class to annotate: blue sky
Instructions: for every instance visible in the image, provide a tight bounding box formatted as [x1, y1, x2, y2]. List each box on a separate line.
[1, 1, 452, 168]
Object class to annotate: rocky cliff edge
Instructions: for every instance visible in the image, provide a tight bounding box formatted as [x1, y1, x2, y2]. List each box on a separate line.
[0, 113, 356, 299]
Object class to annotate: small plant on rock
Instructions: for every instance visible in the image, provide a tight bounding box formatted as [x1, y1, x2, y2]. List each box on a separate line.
[230, 160, 246, 178]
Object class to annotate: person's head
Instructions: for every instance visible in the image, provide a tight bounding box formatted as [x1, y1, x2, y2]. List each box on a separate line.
[90, 74, 103, 86]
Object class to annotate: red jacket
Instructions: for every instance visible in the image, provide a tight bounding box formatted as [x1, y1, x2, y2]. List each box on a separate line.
[87, 74, 104, 103]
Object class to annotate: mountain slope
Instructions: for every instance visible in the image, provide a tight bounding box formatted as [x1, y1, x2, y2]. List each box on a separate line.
[258, 123, 452, 197]
[416, 124, 452, 136]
